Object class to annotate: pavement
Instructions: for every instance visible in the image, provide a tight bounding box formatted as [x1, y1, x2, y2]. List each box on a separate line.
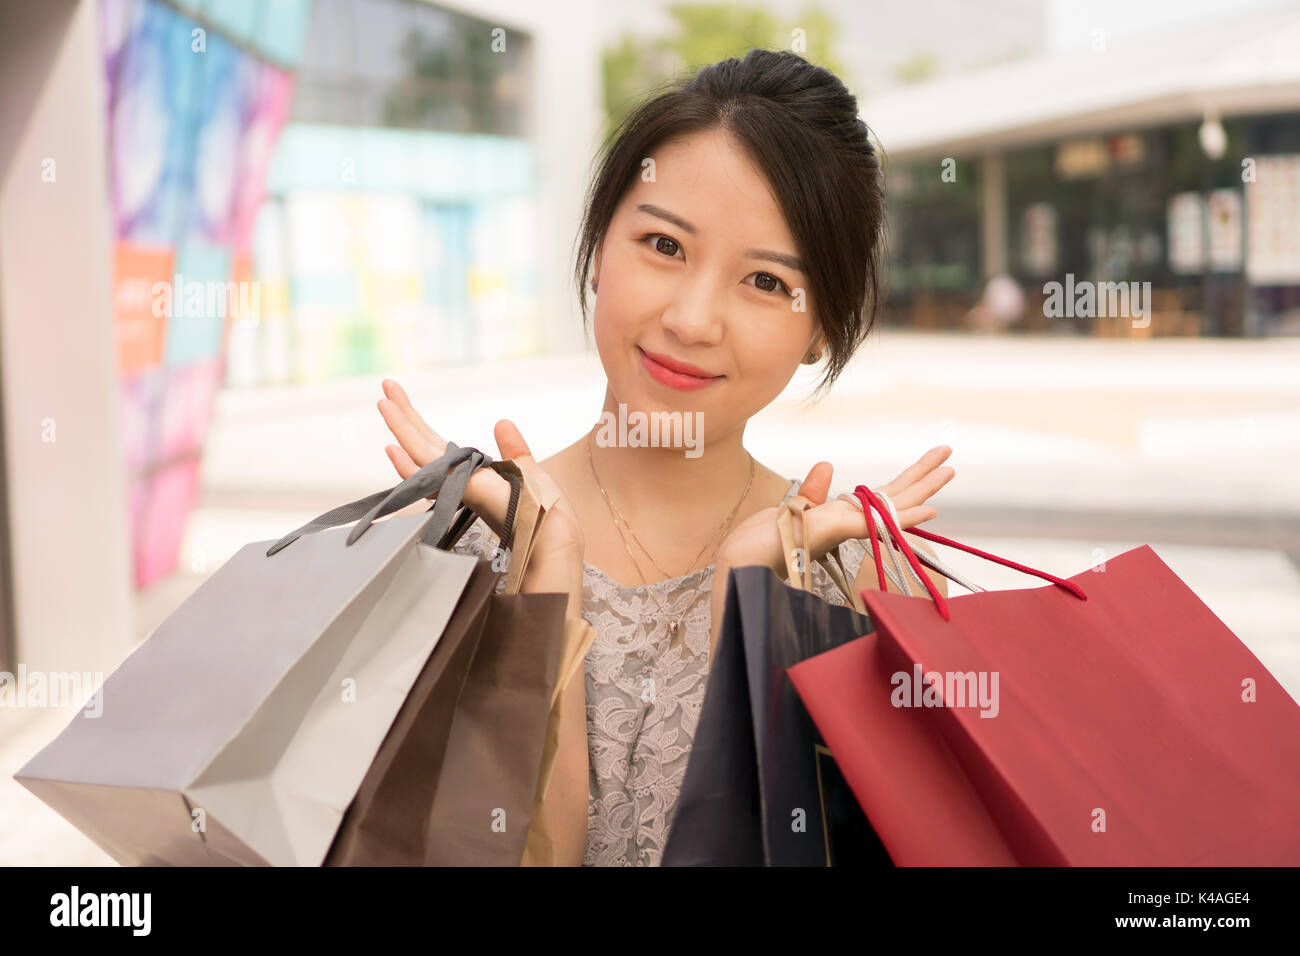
[3, 329, 1298, 865]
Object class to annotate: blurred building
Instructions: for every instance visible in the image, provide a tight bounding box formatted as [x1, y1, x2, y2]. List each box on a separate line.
[225, 0, 543, 388]
[0, 0, 598, 677]
[866, 9, 1300, 338]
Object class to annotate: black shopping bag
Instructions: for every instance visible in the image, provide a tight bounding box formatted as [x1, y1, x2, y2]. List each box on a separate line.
[662, 558, 893, 866]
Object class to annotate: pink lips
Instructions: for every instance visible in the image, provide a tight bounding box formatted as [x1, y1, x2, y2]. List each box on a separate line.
[638, 347, 722, 391]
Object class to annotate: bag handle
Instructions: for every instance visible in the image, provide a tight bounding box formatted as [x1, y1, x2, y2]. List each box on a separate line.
[836, 492, 987, 595]
[777, 498, 870, 615]
[265, 442, 490, 556]
[436, 465, 521, 552]
[265, 442, 554, 596]
[852, 484, 1088, 621]
[496, 461, 556, 595]
[431, 456, 557, 596]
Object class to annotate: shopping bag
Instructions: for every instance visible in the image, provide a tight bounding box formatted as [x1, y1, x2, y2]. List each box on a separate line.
[789, 483, 1300, 866]
[324, 456, 572, 866]
[324, 458, 518, 865]
[662, 498, 891, 866]
[418, 463, 571, 866]
[421, 589, 568, 865]
[324, 556, 498, 865]
[520, 614, 597, 867]
[15, 444, 495, 866]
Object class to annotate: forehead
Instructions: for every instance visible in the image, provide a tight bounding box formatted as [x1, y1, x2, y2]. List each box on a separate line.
[617, 127, 795, 246]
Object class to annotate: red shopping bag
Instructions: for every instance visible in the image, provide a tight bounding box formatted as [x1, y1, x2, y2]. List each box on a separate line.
[788, 484, 1300, 866]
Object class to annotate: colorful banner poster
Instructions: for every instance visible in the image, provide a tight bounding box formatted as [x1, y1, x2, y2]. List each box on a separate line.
[158, 358, 223, 461]
[163, 242, 233, 367]
[113, 241, 173, 374]
[119, 366, 166, 473]
[109, 0, 201, 245]
[185, 33, 243, 244]
[229, 65, 294, 253]
[100, 0, 299, 588]
[133, 457, 202, 588]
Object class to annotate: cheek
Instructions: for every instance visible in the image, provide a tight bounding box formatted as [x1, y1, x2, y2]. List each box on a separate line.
[591, 245, 664, 348]
[603, 245, 665, 310]
[729, 316, 809, 384]
[591, 283, 644, 392]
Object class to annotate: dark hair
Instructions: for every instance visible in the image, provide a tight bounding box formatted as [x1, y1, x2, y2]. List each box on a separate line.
[574, 48, 887, 397]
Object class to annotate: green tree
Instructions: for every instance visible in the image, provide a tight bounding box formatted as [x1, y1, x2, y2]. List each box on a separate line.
[893, 52, 938, 86]
[601, 3, 853, 137]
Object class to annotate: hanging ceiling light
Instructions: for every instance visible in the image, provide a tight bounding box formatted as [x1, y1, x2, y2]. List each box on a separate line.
[1198, 109, 1227, 160]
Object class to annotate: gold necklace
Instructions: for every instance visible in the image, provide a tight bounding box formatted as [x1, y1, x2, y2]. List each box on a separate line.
[586, 430, 755, 639]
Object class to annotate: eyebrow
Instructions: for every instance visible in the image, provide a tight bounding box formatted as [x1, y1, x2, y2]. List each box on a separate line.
[635, 203, 806, 274]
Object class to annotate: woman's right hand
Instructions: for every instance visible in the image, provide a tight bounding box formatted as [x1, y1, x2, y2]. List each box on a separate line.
[376, 378, 586, 574]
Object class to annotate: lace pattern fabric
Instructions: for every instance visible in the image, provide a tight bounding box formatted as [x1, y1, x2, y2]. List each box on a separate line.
[449, 478, 873, 866]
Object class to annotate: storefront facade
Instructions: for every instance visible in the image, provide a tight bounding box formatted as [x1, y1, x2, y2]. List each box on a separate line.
[885, 112, 1300, 337]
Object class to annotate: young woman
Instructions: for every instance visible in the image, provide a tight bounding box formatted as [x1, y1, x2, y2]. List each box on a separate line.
[375, 49, 954, 866]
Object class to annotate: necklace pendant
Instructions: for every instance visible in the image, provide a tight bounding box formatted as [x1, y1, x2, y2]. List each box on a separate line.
[668, 620, 679, 637]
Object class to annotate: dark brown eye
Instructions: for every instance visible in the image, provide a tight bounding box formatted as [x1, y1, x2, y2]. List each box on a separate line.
[654, 236, 679, 257]
[754, 273, 779, 293]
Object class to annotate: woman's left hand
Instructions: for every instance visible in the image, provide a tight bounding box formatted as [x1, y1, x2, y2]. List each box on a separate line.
[716, 446, 955, 576]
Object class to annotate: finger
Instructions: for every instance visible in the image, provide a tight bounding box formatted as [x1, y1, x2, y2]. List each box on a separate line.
[494, 419, 533, 464]
[385, 443, 420, 481]
[806, 496, 937, 556]
[876, 446, 952, 497]
[856, 492, 938, 534]
[381, 379, 445, 447]
[378, 396, 443, 468]
[887, 464, 955, 512]
[796, 461, 834, 505]
[495, 419, 566, 511]
[893, 504, 938, 530]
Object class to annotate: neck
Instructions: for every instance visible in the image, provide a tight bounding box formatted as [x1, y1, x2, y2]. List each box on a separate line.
[586, 389, 756, 529]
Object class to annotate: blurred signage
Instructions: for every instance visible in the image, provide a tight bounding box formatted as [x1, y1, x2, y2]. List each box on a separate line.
[1206, 189, 1242, 272]
[1055, 134, 1145, 180]
[1246, 154, 1300, 283]
[1020, 203, 1059, 276]
[1056, 138, 1109, 179]
[1167, 192, 1205, 274]
[1108, 133, 1146, 166]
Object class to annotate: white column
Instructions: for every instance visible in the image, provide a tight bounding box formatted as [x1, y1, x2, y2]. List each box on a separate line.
[982, 151, 1008, 280]
[0, 0, 135, 675]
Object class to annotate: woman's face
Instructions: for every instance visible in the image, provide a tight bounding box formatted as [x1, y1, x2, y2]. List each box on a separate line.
[591, 127, 824, 443]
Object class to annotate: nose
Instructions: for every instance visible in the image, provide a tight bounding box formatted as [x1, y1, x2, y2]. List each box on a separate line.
[659, 272, 726, 347]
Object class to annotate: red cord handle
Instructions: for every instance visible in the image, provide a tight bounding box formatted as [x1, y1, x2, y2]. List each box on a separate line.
[853, 484, 1088, 621]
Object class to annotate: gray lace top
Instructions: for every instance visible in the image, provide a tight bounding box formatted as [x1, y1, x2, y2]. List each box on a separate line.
[450, 478, 872, 866]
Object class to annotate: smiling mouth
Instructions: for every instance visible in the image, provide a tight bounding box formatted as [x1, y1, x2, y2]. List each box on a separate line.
[637, 347, 723, 391]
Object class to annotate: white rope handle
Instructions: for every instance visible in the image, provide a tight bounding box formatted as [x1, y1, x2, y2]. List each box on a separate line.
[837, 491, 912, 595]
[836, 491, 986, 595]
